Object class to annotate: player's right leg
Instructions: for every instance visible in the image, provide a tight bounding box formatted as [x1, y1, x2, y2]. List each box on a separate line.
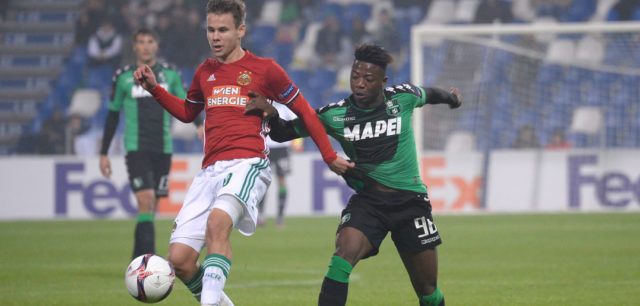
[168, 167, 215, 301]
[398, 249, 443, 306]
[126, 151, 162, 258]
[167, 242, 202, 299]
[318, 193, 386, 306]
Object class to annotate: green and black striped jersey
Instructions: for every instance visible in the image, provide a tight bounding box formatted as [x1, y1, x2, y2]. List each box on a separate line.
[293, 84, 428, 193]
[109, 63, 186, 153]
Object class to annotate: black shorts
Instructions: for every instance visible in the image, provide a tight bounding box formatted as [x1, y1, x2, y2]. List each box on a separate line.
[337, 189, 442, 259]
[125, 151, 171, 197]
[269, 147, 290, 177]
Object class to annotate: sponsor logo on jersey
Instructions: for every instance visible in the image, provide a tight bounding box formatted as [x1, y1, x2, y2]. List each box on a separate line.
[207, 85, 248, 108]
[385, 98, 402, 116]
[131, 83, 169, 98]
[343, 117, 402, 141]
[237, 70, 252, 86]
[207, 73, 216, 81]
[341, 213, 351, 224]
[277, 83, 296, 101]
[333, 116, 356, 122]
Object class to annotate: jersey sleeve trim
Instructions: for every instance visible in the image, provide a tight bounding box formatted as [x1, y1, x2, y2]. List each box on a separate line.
[186, 98, 204, 105]
[281, 88, 300, 105]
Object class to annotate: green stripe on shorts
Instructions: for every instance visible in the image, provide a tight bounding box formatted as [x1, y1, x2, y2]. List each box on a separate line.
[236, 159, 269, 203]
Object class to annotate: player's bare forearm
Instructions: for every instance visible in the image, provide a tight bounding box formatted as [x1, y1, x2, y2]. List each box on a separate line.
[425, 87, 462, 109]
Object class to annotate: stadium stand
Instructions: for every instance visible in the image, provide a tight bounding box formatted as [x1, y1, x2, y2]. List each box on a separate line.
[1, 0, 639, 154]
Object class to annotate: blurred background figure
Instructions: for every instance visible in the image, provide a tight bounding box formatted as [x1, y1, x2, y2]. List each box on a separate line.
[257, 103, 302, 227]
[512, 125, 540, 149]
[87, 18, 123, 69]
[546, 128, 572, 149]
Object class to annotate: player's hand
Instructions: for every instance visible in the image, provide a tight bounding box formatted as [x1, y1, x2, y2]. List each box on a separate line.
[328, 156, 355, 175]
[99, 155, 112, 179]
[133, 64, 157, 92]
[449, 87, 462, 109]
[245, 90, 277, 119]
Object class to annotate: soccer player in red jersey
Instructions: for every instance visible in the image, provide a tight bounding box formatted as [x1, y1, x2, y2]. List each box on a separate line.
[133, 0, 353, 305]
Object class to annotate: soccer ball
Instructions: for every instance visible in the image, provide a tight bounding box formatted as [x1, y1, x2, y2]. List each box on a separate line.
[125, 254, 175, 303]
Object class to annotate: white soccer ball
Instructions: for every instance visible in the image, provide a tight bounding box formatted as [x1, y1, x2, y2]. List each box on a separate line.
[125, 254, 176, 303]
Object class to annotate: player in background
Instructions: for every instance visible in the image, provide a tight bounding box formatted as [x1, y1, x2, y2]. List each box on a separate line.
[133, 0, 353, 305]
[246, 44, 461, 306]
[257, 102, 302, 227]
[99, 28, 190, 259]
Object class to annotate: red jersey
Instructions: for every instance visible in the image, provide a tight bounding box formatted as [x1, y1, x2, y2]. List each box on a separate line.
[150, 51, 338, 169]
[186, 51, 300, 167]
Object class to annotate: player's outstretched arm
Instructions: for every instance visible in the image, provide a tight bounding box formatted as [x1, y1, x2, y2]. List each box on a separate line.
[133, 64, 202, 122]
[245, 91, 353, 174]
[425, 87, 462, 109]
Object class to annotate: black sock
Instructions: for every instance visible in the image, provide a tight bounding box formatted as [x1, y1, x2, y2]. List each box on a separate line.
[318, 277, 348, 306]
[132, 220, 155, 259]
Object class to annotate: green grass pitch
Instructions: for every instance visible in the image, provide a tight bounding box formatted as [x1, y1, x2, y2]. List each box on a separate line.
[1, 213, 639, 305]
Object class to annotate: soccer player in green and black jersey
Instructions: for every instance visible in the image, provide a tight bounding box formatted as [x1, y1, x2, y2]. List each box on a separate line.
[99, 28, 190, 259]
[245, 44, 461, 306]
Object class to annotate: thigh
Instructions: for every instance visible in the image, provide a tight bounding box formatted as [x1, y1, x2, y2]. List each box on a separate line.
[217, 158, 272, 236]
[169, 170, 215, 253]
[125, 151, 155, 192]
[150, 153, 171, 198]
[390, 194, 442, 254]
[337, 194, 389, 259]
[398, 248, 439, 296]
[334, 226, 374, 266]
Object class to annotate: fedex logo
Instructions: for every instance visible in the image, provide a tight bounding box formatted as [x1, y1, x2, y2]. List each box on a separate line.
[568, 155, 640, 208]
[55, 160, 190, 217]
[55, 163, 136, 216]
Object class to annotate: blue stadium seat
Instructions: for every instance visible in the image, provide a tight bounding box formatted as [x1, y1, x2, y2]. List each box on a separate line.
[537, 64, 562, 86]
[86, 65, 113, 90]
[272, 42, 293, 69]
[582, 84, 609, 106]
[249, 25, 276, 54]
[345, 3, 372, 22]
[178, 66, 195, 89]
[288, 69, 308, 90]
[562, 0, 596, 22]
[308, 68, 336, 93]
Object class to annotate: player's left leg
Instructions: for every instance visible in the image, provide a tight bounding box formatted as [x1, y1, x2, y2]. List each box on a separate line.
[201, 204, 235, 306]
[390, 192, 443, 306]
[201, 158, 271, 306]
[398, 248, 444, 306]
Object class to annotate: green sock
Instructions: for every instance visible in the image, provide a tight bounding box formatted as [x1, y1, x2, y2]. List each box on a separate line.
[184, 264, 204, 301]
[137, 213, 154, 223]
[419, 286, 444, 306]
[325, 256, 353, 283]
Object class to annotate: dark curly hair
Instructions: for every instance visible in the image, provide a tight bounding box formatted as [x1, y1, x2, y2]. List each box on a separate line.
[354, 44, 393, 70]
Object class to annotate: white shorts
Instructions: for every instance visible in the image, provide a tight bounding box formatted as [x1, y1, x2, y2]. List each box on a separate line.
[170, 157, 272, 252]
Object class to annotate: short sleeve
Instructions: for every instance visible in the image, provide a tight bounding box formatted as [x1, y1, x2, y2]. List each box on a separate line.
[385, 83, 427, 109]
[265, 60, 300, 105]
[107, 73, 125, 111]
